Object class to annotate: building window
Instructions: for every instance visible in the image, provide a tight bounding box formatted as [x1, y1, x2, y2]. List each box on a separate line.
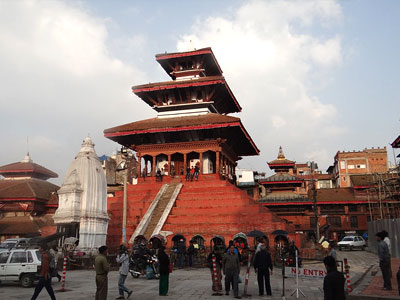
[327, 216, 341, 227]
[348, 205, 357, 212]
[310, 217, 317, 227]
[350, 216, 358, 228]
[367, 216, 372, 222]
[340, 161, 346, 169]
[319, 180, 331, 189]
[356, 164, 366, 169]
[348, 165, 355, 169]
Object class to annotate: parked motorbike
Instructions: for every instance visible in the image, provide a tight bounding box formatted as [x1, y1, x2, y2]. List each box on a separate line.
[285, 255, 302, 268]
[129, 254, 160, 279]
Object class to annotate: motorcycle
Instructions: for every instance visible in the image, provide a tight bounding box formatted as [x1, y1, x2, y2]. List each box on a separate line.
[285, 255, 302, 268]
[129, 254, 160, 279]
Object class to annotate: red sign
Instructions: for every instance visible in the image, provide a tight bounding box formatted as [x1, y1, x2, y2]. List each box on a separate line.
[285, 267, 327, 278]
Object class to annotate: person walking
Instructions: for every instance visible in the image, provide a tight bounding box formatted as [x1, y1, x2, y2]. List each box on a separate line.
[31, 244, 56, 300]
[222, 245, 241, 299]
[158, 246, 170, 296]
[116, 245, 133, 299]
[376, 232, 392, 290]
[323, 255, 346, 300]
[95, 246, 109, 300]
[253, 243, 273, 296]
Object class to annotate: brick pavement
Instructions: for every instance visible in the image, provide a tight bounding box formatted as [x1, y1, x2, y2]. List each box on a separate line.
[0, 251, 378, 300]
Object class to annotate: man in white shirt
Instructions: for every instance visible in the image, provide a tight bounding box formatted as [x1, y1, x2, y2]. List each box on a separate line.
[116, 245, 133, 299]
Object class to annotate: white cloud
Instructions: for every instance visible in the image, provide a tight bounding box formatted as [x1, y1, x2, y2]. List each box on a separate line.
[0, 0, 151, 184]
[177, 0, 344, 171]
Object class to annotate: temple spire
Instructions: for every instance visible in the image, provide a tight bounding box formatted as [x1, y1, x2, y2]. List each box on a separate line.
[21, 152, 32, 163]
[277, 146, 286, 160]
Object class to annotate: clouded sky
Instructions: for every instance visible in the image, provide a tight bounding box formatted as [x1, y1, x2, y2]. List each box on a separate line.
[0, 0, 399, 185]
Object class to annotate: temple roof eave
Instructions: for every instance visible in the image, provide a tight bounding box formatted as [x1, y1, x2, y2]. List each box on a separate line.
[132, 76, 242, 114]
[155, 47, 223, 77]
[104, 114, 259, 156]
[0, 162, 58, 179]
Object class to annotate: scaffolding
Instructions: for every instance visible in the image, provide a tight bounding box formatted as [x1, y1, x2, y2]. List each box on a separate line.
[366, 170, 400, 220]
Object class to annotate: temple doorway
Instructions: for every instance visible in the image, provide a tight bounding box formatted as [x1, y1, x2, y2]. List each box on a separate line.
[171, 152, 184, 176]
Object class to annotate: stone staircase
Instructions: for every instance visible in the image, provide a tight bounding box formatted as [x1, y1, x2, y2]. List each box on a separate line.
[143, 182, 180, 239]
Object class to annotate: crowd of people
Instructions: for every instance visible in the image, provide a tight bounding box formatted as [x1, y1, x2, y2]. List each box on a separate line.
[29, 229, 400, 300]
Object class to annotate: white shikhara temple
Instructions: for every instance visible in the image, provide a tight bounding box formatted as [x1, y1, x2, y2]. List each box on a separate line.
[53, 137, 109, 251]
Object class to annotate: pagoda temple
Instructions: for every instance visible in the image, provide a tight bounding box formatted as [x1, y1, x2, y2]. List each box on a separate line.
[104, 48, 295, 251]
[259, 146, 306, 204]
[0, 154, 59, 240]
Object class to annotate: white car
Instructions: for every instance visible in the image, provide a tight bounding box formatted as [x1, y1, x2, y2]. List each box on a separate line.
[0, 238, 31, 250]
[0, 248, 41, 287]
[337, 236, 366, 251]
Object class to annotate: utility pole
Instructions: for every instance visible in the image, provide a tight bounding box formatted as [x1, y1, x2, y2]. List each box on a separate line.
[121, 147, 129, 245]
[310, 161, 320, 241]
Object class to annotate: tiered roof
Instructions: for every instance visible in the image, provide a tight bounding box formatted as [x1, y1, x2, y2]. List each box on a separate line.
[104, 113, 259, 156]
[268, 146, 295, 168]
[156, 47, 223, 79]
[105, 47, 259, 158]
[132, 76, 241, 114]
[0, 154, 58, 180]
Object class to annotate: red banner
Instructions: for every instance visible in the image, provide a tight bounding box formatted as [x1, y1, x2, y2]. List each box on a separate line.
[19, 203, 29, 210]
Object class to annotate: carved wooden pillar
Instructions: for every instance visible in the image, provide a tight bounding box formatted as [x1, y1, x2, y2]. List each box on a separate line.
[184, 153, 187, 172]
[152, 155, 156, 177]
[200, 152, 203, 174]
[137, 153, 141, 178]
[216, 151, 220, 174]
[167, 154, 171, 176]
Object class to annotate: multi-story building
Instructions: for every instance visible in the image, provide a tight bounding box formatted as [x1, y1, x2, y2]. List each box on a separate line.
[332, 147, 388, 187]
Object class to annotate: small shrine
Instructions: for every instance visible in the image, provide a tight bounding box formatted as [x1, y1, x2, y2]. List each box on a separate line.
[53, 137, 109, 252]
[259, 146, 306, 203]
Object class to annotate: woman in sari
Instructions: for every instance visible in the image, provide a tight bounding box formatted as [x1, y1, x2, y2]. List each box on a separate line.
[158, 246, 170, 296]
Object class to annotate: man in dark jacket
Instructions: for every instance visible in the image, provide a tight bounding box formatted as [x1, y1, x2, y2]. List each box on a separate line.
[323, 255, 346, 300]
[253, 244, 273, 296]
[31, 244, 56, 300]
[376, 232, 392, 290]
[222, 245, 241, 299]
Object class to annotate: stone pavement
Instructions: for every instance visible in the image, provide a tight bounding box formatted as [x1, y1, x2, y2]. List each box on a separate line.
[351, 258, 400, 300]
[0, 250, 380, 300]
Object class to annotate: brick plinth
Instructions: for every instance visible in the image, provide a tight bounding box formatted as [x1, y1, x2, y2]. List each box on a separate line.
[107, 175, 294, 251]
